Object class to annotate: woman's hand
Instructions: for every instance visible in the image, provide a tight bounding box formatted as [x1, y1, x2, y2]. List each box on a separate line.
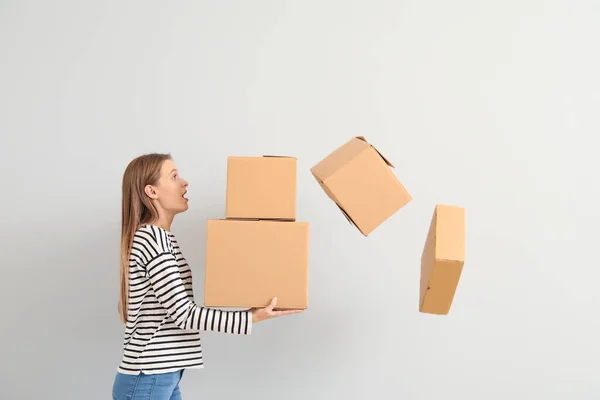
[250, 297, 304, 323]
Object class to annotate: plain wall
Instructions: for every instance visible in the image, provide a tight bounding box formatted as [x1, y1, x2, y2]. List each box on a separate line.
[1, 1, 598, 399]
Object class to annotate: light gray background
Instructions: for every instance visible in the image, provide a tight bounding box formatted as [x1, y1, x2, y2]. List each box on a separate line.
[1, 1, 598, 399]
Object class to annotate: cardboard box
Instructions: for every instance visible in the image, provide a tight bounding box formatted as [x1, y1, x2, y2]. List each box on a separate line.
[204, 219, 309, 309]
[226, 156, 296, 221]
[419, 204, 465, 315]
[310, 136, 412, 236]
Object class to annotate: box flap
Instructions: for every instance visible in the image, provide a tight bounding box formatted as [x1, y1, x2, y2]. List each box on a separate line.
[336, 203, 359, 228]
[262, 155, 297, 159]
[354, 137, 394, 168]
[371, 146, 395, 168]
[226, 217, 295, 222]
[313, 175, 360, 230]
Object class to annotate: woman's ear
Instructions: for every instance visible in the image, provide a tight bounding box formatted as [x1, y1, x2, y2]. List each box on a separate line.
[144, 184, 158, 200]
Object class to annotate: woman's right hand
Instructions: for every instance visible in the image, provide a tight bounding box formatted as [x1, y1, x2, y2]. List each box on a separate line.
[250, 297, 304, 323]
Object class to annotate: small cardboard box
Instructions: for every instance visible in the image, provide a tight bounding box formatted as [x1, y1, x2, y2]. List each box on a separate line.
[226, 156, 296, 221]
[310, 136, 412, 236]
[204, 219, 309, 309]
[419, 204, 465, 315]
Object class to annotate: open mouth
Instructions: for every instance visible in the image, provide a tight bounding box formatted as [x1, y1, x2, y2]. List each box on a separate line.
[182, 191, 188, 200]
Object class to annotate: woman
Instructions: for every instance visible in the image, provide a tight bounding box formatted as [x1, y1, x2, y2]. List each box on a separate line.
[112, 153, 303, 399]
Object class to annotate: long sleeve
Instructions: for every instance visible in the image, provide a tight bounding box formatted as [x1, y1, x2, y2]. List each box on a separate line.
[139, 225, 252, 335]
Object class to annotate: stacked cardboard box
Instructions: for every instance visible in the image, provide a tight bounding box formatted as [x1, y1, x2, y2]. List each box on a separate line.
[312, 137, 466, 315]
[204, 155, 309, 310]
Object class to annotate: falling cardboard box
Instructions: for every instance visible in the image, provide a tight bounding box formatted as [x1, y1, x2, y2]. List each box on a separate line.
[204, 219, 309, 309]
[226, 156, 297, 221]
[420, 204, 465, 315]
[310, 136, 412, 236]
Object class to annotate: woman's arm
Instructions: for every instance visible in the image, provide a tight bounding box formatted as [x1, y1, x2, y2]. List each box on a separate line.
[146, 250, 252, 334]
[139, 226, 252, 334]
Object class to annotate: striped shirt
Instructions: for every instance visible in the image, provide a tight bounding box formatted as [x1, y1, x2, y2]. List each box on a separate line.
[117, 224, 252, 375]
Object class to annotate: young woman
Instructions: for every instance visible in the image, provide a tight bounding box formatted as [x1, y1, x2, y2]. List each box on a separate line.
[112, 153, 303, 400]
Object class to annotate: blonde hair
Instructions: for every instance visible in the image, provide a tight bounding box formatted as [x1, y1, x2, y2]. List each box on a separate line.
[119, 153, 172, 323]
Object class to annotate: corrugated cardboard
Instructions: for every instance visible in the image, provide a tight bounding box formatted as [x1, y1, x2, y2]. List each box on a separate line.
[204, 219, 309, 309]
[419, 204, 465, 315]
[310, 136, 412, 236]
[226, 156, 297, 221]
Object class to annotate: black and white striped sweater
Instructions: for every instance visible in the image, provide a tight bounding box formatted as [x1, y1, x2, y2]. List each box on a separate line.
[117, 224, 252, 375]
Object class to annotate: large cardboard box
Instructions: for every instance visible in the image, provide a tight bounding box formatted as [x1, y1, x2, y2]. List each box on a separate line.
[310, 136, 412, 236]
[226, 156, 296, 221]
[419, 204, 465, 315]
[205, 219, 309, 309]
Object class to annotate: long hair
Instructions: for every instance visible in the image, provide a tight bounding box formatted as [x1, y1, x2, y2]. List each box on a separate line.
[119, 153, 172, 323]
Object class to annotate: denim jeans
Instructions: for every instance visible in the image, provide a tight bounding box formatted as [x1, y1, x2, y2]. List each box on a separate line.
[112, 370, 184, 400]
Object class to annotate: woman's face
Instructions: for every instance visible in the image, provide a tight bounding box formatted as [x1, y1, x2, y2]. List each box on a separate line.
[146, 159, 189, 216]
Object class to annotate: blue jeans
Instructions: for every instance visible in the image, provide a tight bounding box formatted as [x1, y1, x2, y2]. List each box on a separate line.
[112, 370, 184, 400]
